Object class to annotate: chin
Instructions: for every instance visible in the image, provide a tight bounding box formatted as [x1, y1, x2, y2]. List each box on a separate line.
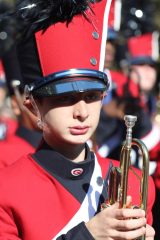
[67, 135, 90, 145]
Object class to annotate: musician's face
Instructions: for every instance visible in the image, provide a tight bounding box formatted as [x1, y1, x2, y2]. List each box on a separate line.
[130, 65, 157, 92]
[104, 41, 116, 69]
[35, 91, 104, 148]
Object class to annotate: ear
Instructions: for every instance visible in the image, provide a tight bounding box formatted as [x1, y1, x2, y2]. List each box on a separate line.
[23, 98, 38, 117]
[101, 91, 108, 107]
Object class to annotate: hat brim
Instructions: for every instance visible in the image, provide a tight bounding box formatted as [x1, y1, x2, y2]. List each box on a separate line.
[32, 79, 108, 97]
[24, 69, 110, 98]
[130, 56, 155, 66]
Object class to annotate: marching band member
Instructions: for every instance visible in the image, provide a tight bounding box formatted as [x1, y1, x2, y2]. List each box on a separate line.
[0, 45, 42, 168]
[0, 0, 155, 239]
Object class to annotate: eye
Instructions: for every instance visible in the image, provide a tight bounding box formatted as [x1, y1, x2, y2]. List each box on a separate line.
[58, 95, 76, 105]
[84, 92, 103, 102]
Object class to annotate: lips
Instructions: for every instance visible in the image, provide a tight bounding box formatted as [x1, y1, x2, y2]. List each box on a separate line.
[69, 126, 89, 135]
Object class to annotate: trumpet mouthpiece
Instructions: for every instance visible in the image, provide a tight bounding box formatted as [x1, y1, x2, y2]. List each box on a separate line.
[124, 115, 137, 129]
[124, 115, 137, 147]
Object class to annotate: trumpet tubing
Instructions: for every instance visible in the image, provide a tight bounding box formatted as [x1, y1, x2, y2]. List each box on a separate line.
[107, 115, 149, 240]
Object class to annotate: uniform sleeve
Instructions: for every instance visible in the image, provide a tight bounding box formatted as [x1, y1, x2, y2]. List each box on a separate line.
[56, 222, 94, 240]
[147, 175, 156, 225]
[0, 207, 21, 240]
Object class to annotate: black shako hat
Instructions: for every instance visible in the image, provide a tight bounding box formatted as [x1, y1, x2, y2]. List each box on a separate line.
[14, 0, 112, 97]
[2, 45, 24, 96]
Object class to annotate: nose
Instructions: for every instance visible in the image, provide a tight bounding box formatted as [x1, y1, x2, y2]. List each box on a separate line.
[73, 100, 89, 121]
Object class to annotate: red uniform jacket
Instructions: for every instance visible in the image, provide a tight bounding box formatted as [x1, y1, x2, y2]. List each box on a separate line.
[0, 142, 155, 240]
[0, 125, 41, 169]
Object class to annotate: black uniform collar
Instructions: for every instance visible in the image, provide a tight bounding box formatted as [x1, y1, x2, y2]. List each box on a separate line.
[16, 125, 42, 148]
[32, 140, 95, 180]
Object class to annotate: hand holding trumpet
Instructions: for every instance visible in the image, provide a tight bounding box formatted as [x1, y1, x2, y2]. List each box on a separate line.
[85, 196, 155, 240]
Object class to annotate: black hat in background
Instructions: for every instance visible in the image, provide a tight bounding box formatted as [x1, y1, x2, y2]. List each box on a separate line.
[2, 45, 24, 96]
[0, 1, 17, 58]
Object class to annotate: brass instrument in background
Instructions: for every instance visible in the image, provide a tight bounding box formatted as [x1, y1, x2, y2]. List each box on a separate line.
[104, 115, 149, 240]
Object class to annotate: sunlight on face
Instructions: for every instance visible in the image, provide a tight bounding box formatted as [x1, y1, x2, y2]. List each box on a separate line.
[36, 91, 104, 147]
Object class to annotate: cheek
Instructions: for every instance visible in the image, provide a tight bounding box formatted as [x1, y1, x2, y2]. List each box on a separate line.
[147, 70, 157, 85]
[42, 107, 71, 131]
[140, 70, 156, 91]
[130, 71, 139, 84]
[90, 102, 101, 125]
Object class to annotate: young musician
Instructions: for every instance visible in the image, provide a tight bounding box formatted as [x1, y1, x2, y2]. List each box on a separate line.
[0, 45, 42, 168]
[0, 0, 155, 239]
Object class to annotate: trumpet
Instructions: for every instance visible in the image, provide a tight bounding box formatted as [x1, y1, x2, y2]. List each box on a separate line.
[103, 115, 149, 240]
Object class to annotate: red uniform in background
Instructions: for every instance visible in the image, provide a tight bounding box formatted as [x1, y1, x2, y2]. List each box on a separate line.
[0, 124, 41, 168]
